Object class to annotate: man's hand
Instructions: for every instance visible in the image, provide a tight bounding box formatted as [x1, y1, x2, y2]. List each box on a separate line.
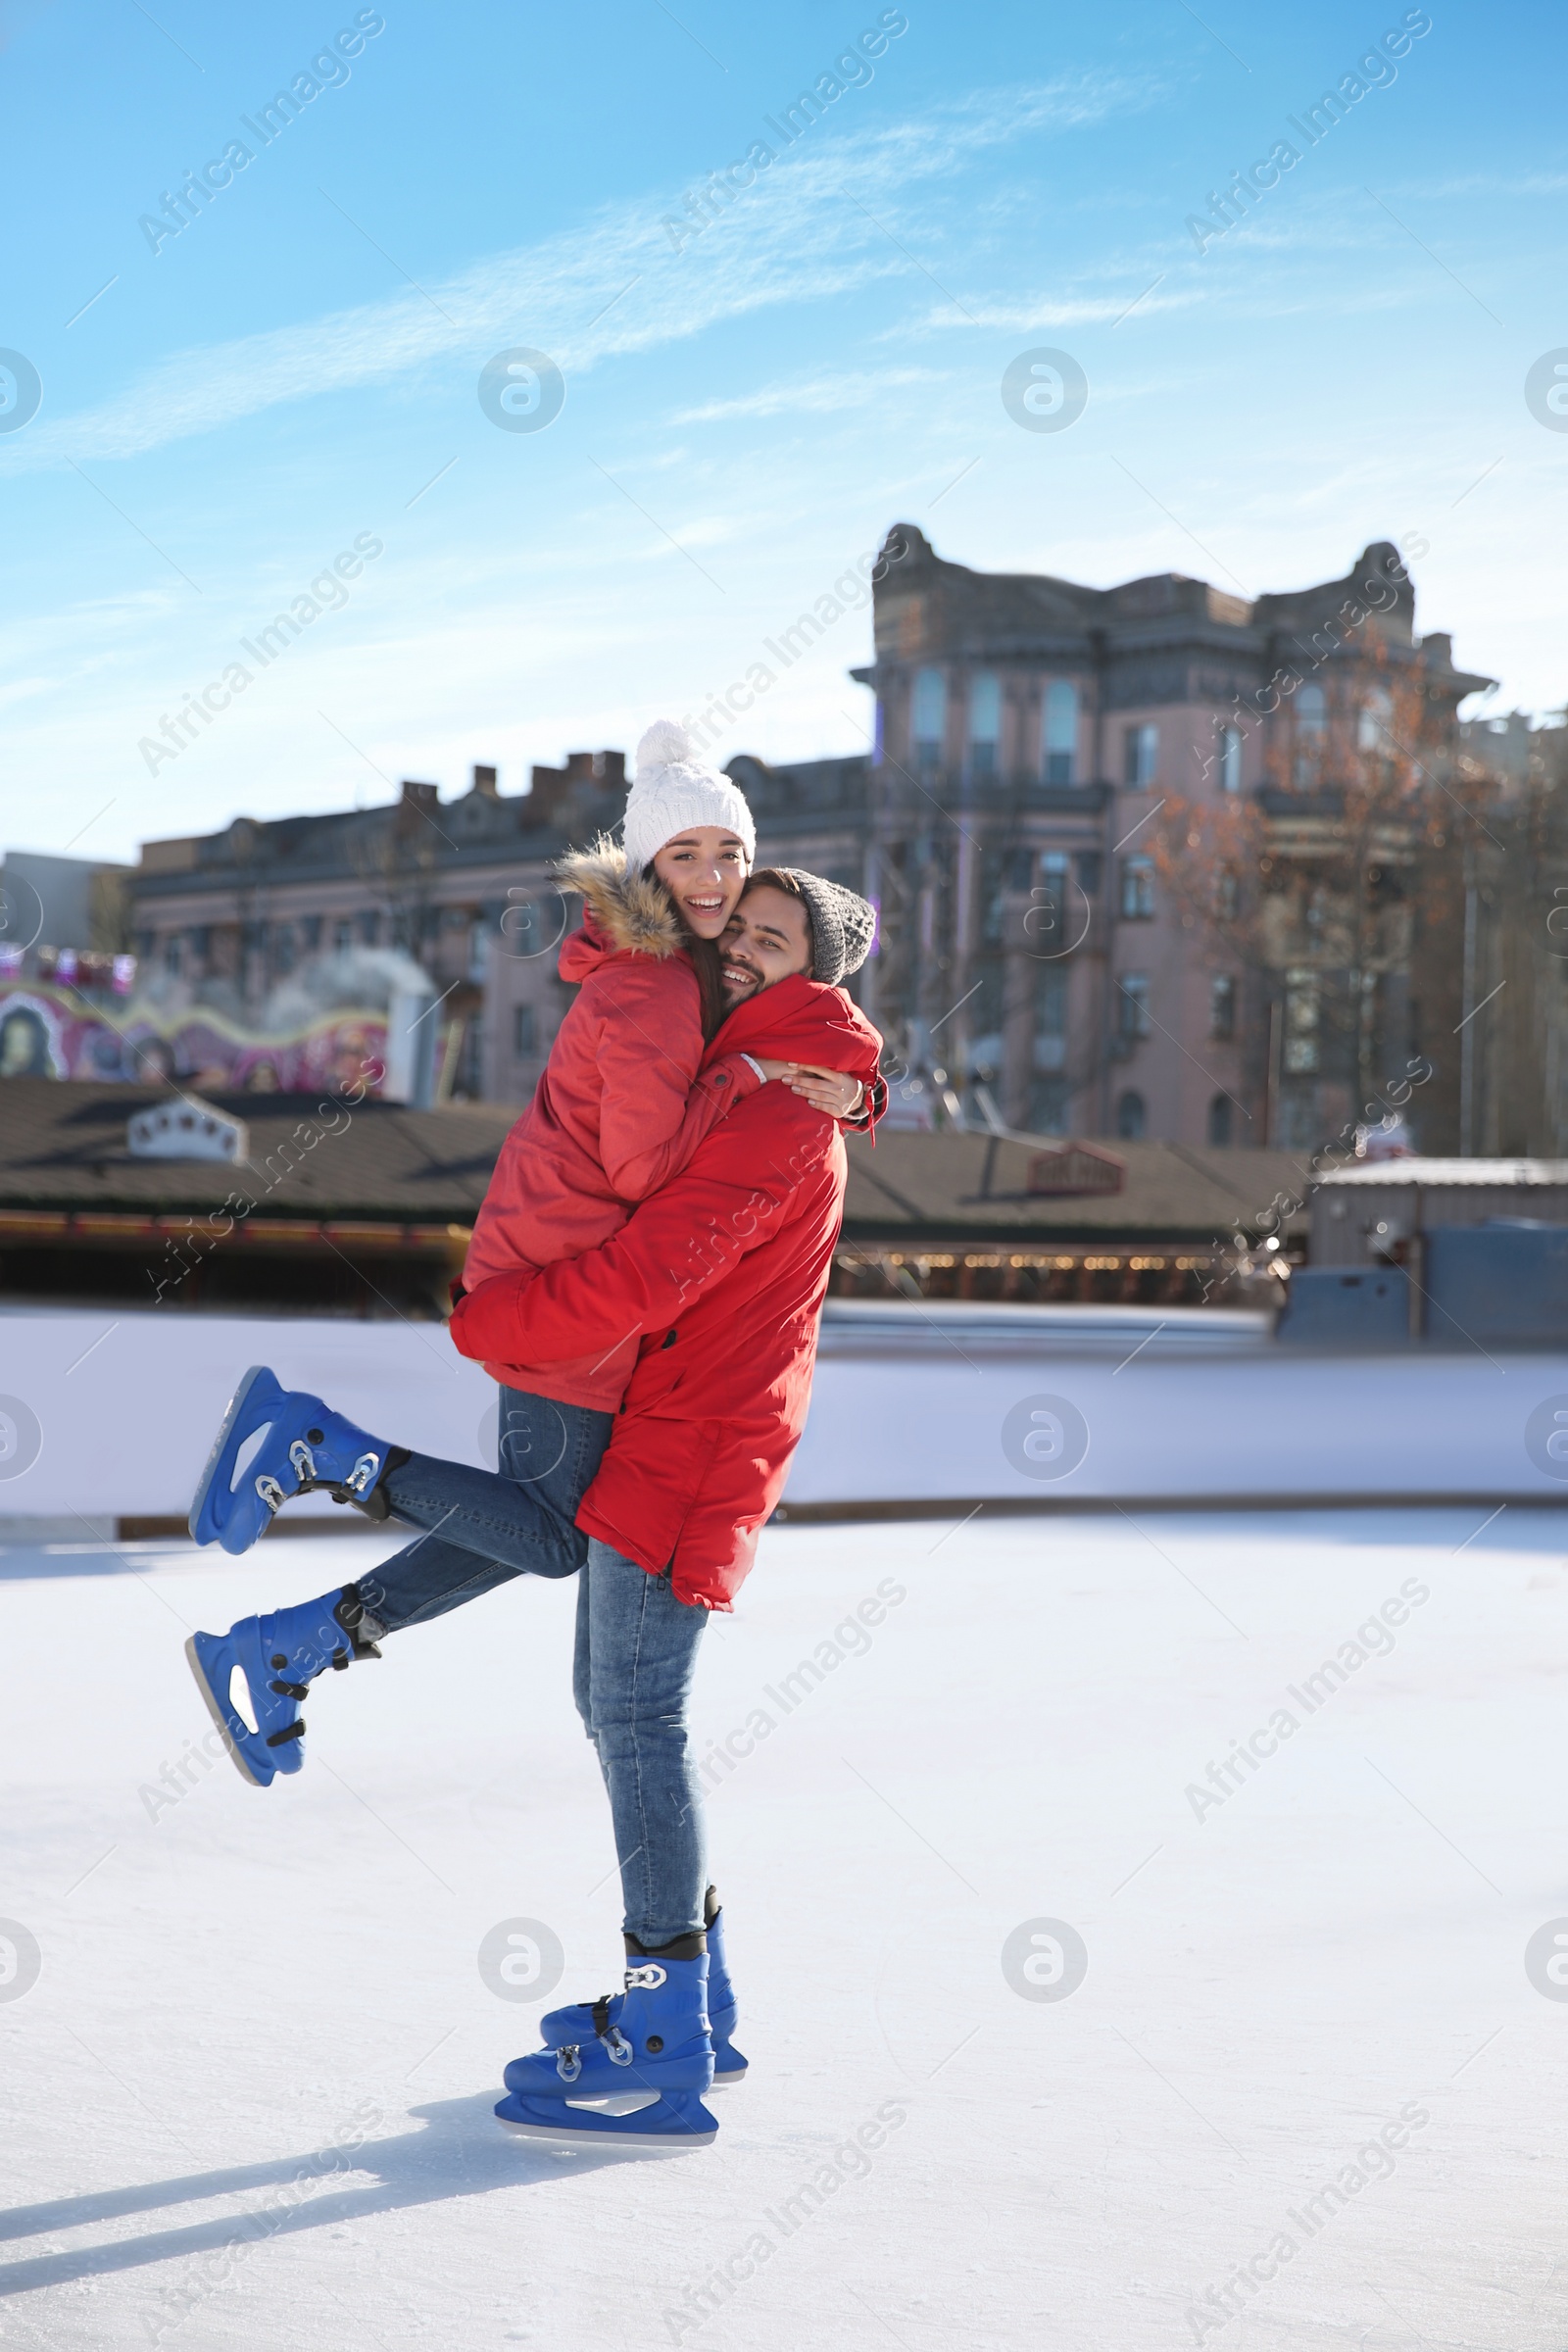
[753, 1060, 864, 1118]
[449, 1269, 533, 1364]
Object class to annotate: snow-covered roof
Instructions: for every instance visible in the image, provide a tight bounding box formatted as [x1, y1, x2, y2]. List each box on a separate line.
[1316, 1157, 1568, 1186]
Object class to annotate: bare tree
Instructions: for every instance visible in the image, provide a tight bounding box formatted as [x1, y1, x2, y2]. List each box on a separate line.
[1151, 645, 1496, 1147]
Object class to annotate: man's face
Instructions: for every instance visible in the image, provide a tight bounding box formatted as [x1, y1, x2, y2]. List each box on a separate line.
[719, 886, 812, 1004]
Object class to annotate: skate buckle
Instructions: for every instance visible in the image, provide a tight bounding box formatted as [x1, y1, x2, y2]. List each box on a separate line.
[555, 2045, 582, 2083]
[344, 1451, 382, 1496]
[254, 1473, 287, 1514]
[623, 1963, 667, 1991]
[603, 2027, 634, 2067]
[288, 1439, 317, 1483]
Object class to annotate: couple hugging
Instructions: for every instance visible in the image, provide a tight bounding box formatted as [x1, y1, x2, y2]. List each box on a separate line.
[182, 718, 885, 2153]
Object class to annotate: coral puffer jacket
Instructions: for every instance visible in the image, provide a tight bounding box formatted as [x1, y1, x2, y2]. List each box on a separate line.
[462, 845, 760, 1410]
[450, 974, 884, 1608]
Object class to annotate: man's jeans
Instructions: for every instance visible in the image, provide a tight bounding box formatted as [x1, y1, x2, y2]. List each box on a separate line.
[572, 1540, 710, 1947]
[363, 1387, 710, 1948]
[365, 1386, 612, 1634]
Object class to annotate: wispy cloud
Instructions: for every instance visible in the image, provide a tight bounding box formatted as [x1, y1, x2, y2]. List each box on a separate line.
[673, 367, 945, 423]
[0, 77, 1151, 478]
[913, 290, 1194, 330]
[1373, 171, 1568, 199]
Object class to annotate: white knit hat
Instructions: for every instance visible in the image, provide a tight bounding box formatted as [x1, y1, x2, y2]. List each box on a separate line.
[621, 720, 756, 873]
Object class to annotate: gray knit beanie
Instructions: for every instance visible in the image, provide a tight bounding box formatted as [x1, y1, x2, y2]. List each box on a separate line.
[774, 868, 877, 988]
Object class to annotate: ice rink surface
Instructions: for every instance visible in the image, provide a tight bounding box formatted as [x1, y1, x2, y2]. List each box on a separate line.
[3, 1504, 1568, 2351]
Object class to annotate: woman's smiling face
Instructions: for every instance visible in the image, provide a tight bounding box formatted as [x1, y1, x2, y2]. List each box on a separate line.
[651, 828, 750, 938]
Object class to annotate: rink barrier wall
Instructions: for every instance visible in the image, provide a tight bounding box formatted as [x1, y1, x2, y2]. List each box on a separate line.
[3, 1304, 1568, 1543]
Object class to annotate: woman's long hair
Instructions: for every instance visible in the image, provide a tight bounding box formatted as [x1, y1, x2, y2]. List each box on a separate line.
[641, 861, 730, 1041]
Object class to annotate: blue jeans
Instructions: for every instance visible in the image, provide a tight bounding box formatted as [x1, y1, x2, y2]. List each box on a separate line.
[364, 1387, 612, 1634]
[363, 1389, 710, 1948]
[572, 1541, 710, 1947]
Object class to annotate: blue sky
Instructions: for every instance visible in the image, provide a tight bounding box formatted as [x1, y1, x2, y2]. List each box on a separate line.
[2, 0, 1562, 865]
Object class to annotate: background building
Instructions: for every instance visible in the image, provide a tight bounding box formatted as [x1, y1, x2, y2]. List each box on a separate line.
[854, 523, 1492, 1150]
[113, 525, 1508, 1151]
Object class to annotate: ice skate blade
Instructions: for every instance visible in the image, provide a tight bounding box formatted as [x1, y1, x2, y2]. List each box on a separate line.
[184, 1634, 267, 1788]
[188, 1364, 277, 1550]
[711, 2039, 748, 2083]
[495, 2091, 717, 2152]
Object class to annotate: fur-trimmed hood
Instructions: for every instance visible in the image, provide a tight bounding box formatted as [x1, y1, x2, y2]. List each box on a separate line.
[556, 838, 682, 960]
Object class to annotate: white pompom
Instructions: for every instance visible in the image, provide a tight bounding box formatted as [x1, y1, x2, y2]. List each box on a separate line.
[635, 718, 696, 778]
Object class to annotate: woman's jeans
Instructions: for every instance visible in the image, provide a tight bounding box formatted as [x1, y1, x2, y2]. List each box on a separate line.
[367, 1386, 611, 1633]
[364, 1386, 710, 1947]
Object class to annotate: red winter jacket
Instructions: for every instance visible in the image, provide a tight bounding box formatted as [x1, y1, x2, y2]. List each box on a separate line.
[450, 974, 884, 1608]
[462, 845, 761, 1410]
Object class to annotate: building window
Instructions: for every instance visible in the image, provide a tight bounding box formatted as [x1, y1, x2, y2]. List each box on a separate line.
[1034, 962, 1067, 1072]
[969, 958, 1004, 1081]
[1028, 851, 1070, 955]
[1120, 856, 1155, 919]
[301, 915, 322, 953]
[982, 848, 1006, 945]
[1217, 724, 1243, 795]
[968, 672, 1001, 777]
[333, 919, 354, 955]
[1123, 722, 1157, 789]
[358, 908, 381, 947]
[1294, 683, 1326, 783]
[1357, 686, 1394, 753]
[1029, 1077, 1070, 1134]
[1283, 967, 1320, 1073]
[912, 667, 946, 771]
[1117, 972, 1151, 1041]
[514, 1004, 537, 1057]
[1116, 1089, 1147, 1140]
[1075, 850, 1102, 899]
[1207, 1093, 1233, 1146]
[1044, 681, 1078, 784]
[164, 934, 182, 976]
[1007, 848, 1035, 893]
[273, 923, 297, 974]
[460, 1018, 483, 1098]
[1209, 974, 1236, 1039]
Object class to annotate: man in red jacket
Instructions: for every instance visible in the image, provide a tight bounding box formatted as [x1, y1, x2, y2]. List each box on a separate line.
[181, 867, 882, 2151]
[450, 871, 883, 2145]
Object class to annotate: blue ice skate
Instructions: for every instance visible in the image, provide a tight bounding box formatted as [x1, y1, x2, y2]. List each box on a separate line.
[497, 1949, 718, 2151]
[538, 1895, 749, 2083]
[185, 1586, 380, 1788]
[188, 1366, 394, 1555]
